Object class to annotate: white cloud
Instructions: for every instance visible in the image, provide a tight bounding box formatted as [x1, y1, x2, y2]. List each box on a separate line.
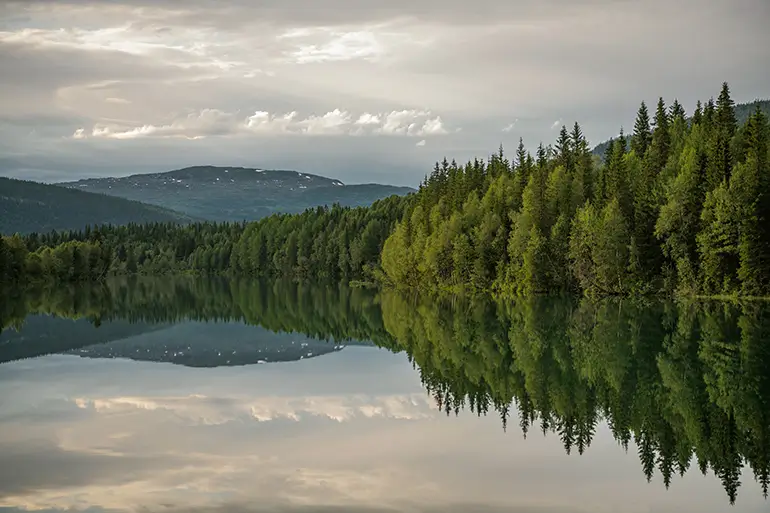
[84, 109, 239, 140]
[376, 110, 447, 136]
[355, 113, 381, 125]
[296, 108, 352, 134]
[105, 97, 131, 104]
[502, 120, 518, 132]
[418, 116, 447, 135]
[245, 110, 298, 133]
[289, 30, 385, 63]
[416, 139, 426, 147]
[379, 109, 426, 135]
[72, 393, 433, 425]
[550, 119, 562, 130]
[76, 107, 455, 140]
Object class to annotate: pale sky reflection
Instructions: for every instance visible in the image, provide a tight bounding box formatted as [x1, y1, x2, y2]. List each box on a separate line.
[0, 346, 766, 513]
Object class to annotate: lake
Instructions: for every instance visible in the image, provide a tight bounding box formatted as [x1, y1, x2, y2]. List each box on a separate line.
[1, 277, 768, 512]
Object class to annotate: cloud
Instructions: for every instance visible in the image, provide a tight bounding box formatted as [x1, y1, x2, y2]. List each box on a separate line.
[1, 0, 769, 186]
[73, 108, 455, 139]
[245, 111, 298, 134]
[502, 120, 518, 132]
[416, 139, 426, 147]
[375, 110, 447, 136]
[355, 113, 381, 125]
[79, 109, 240, 140]
[296, 108, 352, 134]
[71, 393, 434, 425]
[419, 116, 447, 135]
[285, 30, 386, 64]
[550, 119, 562, 130]
[104, 97, 131, 104]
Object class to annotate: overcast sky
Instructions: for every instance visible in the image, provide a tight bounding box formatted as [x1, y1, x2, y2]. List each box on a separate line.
[0, 0, 768, 186]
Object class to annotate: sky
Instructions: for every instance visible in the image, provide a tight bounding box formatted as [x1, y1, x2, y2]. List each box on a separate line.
[0, 0, 768, 186]
[1, 345, 766, 513]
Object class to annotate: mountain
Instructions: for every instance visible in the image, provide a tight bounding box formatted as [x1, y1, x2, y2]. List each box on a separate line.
[59, 166, 416, 222]
[0, 315, 169, 363]
[0, 176, 195, 234]
[63, 322, 350, 367]
[591, 99, 770, 156]
[0, 314, 359, 367]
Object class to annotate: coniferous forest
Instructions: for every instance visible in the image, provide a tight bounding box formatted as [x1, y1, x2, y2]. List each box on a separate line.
[2, 83, 769, 298]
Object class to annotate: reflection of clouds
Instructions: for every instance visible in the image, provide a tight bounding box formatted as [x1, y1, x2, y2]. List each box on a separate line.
[72, 393, 433, 425]
[0, 350, 765, 513]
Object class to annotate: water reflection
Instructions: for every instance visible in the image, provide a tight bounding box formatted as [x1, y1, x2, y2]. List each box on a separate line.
[0, 278, 769, 511]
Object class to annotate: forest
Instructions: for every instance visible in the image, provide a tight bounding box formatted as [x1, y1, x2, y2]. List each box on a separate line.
[1, 83, 768, 298]
[0, 176, 195, 234]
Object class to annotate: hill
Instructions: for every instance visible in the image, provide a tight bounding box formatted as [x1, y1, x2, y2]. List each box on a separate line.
[63, 322, 349, 367]
[59, 166, 416, 222]
[591, 99, 770, 156]
[0, 314, 362, 368]
[0, 176, 196, 234]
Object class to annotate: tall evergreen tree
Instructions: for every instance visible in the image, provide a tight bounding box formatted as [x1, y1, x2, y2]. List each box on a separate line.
[631, 101, 652, 157]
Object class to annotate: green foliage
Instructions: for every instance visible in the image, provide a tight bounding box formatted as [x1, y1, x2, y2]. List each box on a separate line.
[0, 176, 195, 234]
[376, 292, 770, 504]
[380, 83, 770, 298]
[2, 83, 768, 299]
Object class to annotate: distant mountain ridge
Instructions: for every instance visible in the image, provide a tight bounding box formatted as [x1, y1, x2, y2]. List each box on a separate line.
[59, 166, 416, 222]
[63, 322, 350, 367]
[0, 314, 369, 368]
[0, 176, 196, 234]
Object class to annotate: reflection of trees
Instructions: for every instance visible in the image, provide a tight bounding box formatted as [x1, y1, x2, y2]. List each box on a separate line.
[0, 277, 394, 351]
[2, 279, 768, 504]
[380, 293, 770, 505]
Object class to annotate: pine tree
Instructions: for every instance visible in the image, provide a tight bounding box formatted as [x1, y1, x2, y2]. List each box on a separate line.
[572, 122, 593, 203]
[735, 108, 770, 294]
[631, 101, 652, 157]
[716, 82, 737, 137]
[670, 99, 686, 121]
[705, 84, 738, 190]
[555, 125, 573, 172]
[692, 100, 703, 126]
[648, 97, 671, 173]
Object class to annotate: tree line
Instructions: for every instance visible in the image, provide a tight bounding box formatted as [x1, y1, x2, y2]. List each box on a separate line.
[2, 83, 768, 297]
[0, 194, 407, 285]
[381, 83, 770, 296]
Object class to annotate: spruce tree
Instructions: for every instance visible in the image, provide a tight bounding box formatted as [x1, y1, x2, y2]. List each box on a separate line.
[692, 100, 703, 126]
[649, 97, 671, 172]
[670, 99, 686, 122]
[631, 101, 652, 157]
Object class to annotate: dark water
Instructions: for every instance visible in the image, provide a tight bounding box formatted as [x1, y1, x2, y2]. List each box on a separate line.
[1, 277, 768, 512]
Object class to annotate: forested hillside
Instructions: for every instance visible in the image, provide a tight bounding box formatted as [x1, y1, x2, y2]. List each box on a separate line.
[379, 83, 770, 296]
[0, 177, 195, 234]
[0, 194, 407, 283]
[2, 82, 768, 298]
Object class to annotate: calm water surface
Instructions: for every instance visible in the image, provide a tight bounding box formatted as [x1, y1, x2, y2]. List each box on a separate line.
[1, 277, 768, 512]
